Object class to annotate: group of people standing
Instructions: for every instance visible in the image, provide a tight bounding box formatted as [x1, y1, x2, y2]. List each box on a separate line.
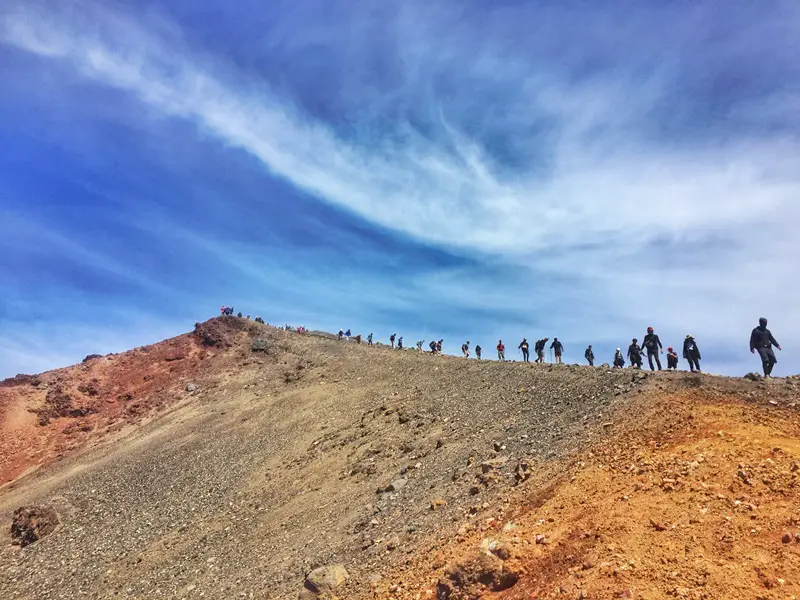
[609, 327, 702, 373]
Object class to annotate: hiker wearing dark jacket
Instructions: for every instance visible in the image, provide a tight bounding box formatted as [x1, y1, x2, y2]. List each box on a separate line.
[613, 348, 625, 368]
[550, 338, 564, 364]
[628, 339, 644, 369]
[585, 345, 595, 366]
[642, 327, 663, 371]
[429, 340, 437, 354]
[683, 335, 701, 372]
[475, 345, 482, 359]
[750, 317, 781, 377]
[390, 333, 396, 349]
[534, 338, 548, 363]
[518, 338, 530, 362]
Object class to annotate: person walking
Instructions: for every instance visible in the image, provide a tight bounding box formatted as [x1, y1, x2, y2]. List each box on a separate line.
[475, 345, 482, 360]
[613, 348, 625, 368]
[550, 338, 564, 364]
[390, 333, 396, 349]
[628, 338, 644, 369]
[397, 336, 403, 350]
[367, 333, 373, 345]
[429, 340, 437, 354]
[497, 340, 505, 361]
[683, 335, 702, 372]
[535, 338, 549, 363]
[436, 339, 443, 353]
[584, 345, 595, 366]
[750, 317, 782, 378]
[666, 347, 679, 370]
[462, 341, 471, 358]
[518, 338, 530, 362]
[642, 326, 663, 371]
[338, 329, 344, 341]
[416, 340, 424, 352]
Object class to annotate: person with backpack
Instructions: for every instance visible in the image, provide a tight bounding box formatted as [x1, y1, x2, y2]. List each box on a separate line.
[429, 340, 437, 354]
[642, 326, 663, 370]
[683, 335, 702, 373]
[367, 333, 373, 345]
[750, 317, 782, 378]
[628, 338, 644, 369]
[475, 345, 482, 360]
[497, 340, 505, 361]
[397, 336, 403, 350]
[518, 338, 530, 362]
[390, 333, 396, 349]
[462, 341, 471, 358]
[666, 347, 679, 370]
[436, 339, 443, 353]
[550, 338, 564, 364]
[338, 329, 344, 340]
[345, 329, 351, 339]
[584, 345, 595, 366]
[613, 348, 625, 368]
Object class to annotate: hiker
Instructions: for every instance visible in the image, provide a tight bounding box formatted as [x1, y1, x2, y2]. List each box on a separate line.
[390, 333, 396, 349]
[585, 345, 595, 366]
[436, 340, 443, 353]
[367, 333, 373, 345]
[642, 326, 663, 371]
[246, 315, 251, 320]
[417, 340, 424, 352]
[550, 338, 564, 364]
[398, 336, 403, 350]
[750, 317, 782, 378]
[535, 338, 549, 363]
[429, 340, 437, 354]
[220, 306, 226, 316]
[475, 345, 482, 360]
[355, 334, 362, 344]
[613, 348, 625, 368]
[338, 329, 344, 341]
[497, 340, 505, 361]
[345, 329, 351, 339]
[666, 347, 679, 370]
[518, 338, 530, 362]
[683, 335, 702, 373]
[462, 341, 471, 358]
[628, 338, 644, 369]
[237, 312, 243, 318]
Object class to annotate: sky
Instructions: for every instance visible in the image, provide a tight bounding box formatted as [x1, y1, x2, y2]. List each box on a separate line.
[1, 0, 798, 378]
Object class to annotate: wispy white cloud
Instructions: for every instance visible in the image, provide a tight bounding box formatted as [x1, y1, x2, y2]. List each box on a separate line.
[1, 1, 798, 375]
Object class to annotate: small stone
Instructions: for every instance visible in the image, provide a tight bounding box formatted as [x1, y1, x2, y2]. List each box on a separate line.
[782, 532, 792, 543]
[186, 383, 198, 392]
[430, 498, 446, 510]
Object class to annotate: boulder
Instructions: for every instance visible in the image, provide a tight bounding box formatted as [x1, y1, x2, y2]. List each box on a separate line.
[302, 564, 349, 597]
[11, 506, 59, 547]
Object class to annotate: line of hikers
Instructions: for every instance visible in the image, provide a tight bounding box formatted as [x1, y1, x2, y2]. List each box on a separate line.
[229, 310, 783, 378]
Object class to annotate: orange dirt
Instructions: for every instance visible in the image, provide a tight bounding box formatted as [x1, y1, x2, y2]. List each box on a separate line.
[0, 331, 211, 485]
[381, 388, 800, 600]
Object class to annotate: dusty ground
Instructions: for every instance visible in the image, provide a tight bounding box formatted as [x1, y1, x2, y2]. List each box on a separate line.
[1, 317, 798, 600]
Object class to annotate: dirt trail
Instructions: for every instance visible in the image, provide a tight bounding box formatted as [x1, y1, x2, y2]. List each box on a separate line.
[0, 317, 798, 600]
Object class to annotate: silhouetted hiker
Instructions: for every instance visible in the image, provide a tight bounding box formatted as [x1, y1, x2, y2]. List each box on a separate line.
[683, 335, 702, 373]
[497, 340, 505, 361]
[367, 333, 373, 345]
[338, 329, 344, 341]
[585, 345, 595, 366]
[355, 334, 362, 344]
[750, 317, 781, 378]
[436, 339, 443, 353]
[220, 306, 226, 316]
[462, 341, 471, 358]
[398, 336, 403, 350]
[613, 348, 625, 368]
[390, 333, 396, 349]
[417, 340, 424, 352]
[475, 345, 482, 359]
[550, 338, 564, 364]
[667, 347, 679, 370]
[642, 326, 663, 371]
[237, 312, 243, 318]
[628, 339, 644, 369]
[345, 329, 351, 339]
[535, 338, 549, 363]
[518, 338, 529, 362]
[429, 340, 437, 353]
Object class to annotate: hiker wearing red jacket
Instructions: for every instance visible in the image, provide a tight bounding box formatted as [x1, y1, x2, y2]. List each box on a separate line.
[497, 340, 505, 361]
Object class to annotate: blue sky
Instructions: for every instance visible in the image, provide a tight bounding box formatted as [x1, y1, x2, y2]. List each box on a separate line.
[1, 0, 798, 378]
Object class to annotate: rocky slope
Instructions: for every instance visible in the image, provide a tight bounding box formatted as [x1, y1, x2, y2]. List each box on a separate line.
[1, 317, 798, 600]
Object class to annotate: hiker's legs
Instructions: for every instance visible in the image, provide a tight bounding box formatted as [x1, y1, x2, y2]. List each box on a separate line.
[522, 349, 529, 362]
[647, 351, 661, 371]
[757, 348, 773, 376]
